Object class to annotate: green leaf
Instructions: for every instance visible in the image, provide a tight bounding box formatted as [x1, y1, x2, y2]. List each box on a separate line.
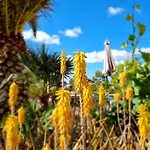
[126, 14, 133, 22]
[143, 99, 150, 108]
[139, 50, 150, 62]
[134, 86, 140, 96]
[128, 34, 135, 41]
[137, 22, 146, 36]
[120, 42, 128, 49]
[132, 97, 141, 105]
[136, 5, 141, 10]
[133, 105, 139, 113]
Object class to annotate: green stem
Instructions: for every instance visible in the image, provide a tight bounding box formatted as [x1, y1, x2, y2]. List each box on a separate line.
[128, 100, 131, 132]
[123, 89, 127, 150]
[117, 102, 123, 134]
[100, 107, 103, 120]
[43, 129, 47, 146]
[29, 130, 36, 150]
[131, 0, 135, 60]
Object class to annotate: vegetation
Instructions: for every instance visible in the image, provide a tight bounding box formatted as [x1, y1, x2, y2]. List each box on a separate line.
[0, 1, 150, 150]
[20, 44, 73, 87]
[0, 49, 150, 150]
[0, 0, 54, 118]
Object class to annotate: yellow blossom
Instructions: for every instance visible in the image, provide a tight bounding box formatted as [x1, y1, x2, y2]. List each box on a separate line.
[60, 50, 66, 75]
[74, 51, 87, 93]
[52, 89, 72, 150]
[60, 135, 65, 150]
[99, 84, 106, 106]
[3, 115, 20, 150]
[137, 104, 149, 146]
[126, 87, 133, 101]
[120, 72, 127, 88]
[51, 107, 59, 150]
[83, 82, 94, 117]
[51, 107, 59, 127]
[18, 107, 25, 126]
[114, 93, 121, 102]
[42, 144, 51, 150]
[8, 82, 19, 114]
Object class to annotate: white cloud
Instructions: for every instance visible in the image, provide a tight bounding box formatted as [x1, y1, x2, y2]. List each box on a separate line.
[107, 7, 124, 16]
[86, 51, 105, 63]
[136, 48, 150, 54]
[115, 60, 125, 66]
[85, 47, 150, 64]
[59, 27, 82, 37]
[22, 30, 60, 45]
[135, 8, 141, 13]
[85, 49, 129, 63]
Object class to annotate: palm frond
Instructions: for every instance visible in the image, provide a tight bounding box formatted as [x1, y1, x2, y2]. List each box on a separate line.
[0, 0, 54, 36]
[28, 15, 38, 37]
[20, 44, 73, 87]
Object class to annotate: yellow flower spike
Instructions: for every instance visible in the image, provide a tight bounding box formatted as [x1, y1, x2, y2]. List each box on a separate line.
[126, 87, 134, 101]
[42, 144, 51, 150]
[3, 115, 19, 150]
[51, 107, 59, 126]
[59, 135, 66, 150]
[114, 93, 121, 102]
[120, 72, 127, 88]
[99, 84, 106, 106]
[18, 107, 25, 126]
[83, 82, 94, 117]
[51, 107, 59, 150]
[74, 51, 88, 93]
[8, 82, 19, 114]
[52, 89, 72, 150]
[60, 50, 66, 75]
[137, 104, 149, 146]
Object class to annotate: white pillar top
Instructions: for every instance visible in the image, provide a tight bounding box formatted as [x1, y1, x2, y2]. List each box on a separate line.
[104, 40, 110, 45]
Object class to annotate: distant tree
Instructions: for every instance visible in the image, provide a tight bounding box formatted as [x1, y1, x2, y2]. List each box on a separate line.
[21, 44, 73, 88]
[68, 77, 74, 91]
[91, 70, 103, 94]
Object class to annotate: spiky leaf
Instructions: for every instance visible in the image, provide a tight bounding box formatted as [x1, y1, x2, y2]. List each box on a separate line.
[120, 42, 128, 49]
[136, 5, 141, 10]
[137, 22, 146, 36]
[126, 14, 133, 22]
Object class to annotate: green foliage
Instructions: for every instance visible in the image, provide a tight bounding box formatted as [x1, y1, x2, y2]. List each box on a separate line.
[137, 22, 146, 36]
[121, 4, 146, 59]
[128, 34, 135, 41]
[91, 70, 103, 96]
[120, 41, 128, 49]
[21, 43, 73, 87]
[39, 105, 53, 130]
[22, 99, 37, 138]
[136, 5, 141, 10]
[139, 51, 150, 63]
[0, 0, 53, 36]
[29, 78, 47, 99]
[112, 52, 150, 113]
[21, 99, 54, 148]
[126, 14, 133, 22]
[68, 77, 74, 90]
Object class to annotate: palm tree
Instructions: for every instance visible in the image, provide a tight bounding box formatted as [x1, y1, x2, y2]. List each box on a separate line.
[0, 0, 54, 115]
[21, 43, 73, 87]
[20, 44, 73, 107]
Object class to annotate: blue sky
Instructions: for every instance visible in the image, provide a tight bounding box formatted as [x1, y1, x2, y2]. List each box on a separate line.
[23, 0, 150, 79]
